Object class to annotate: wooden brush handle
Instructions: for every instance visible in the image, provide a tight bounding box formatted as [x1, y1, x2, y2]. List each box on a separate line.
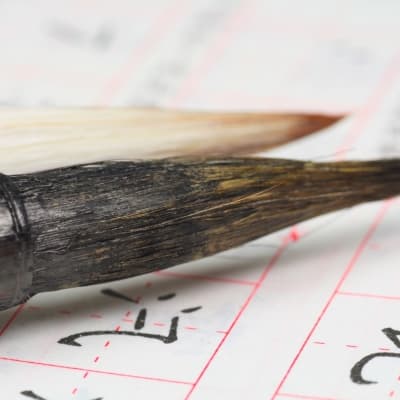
[0, 173, 32, 311]
[0, 157, 398, 311]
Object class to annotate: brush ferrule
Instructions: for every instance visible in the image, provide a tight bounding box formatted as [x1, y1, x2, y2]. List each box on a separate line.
[0, 174, 32, 311]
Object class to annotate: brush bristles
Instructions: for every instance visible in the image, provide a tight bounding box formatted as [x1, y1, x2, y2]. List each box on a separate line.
[0, 108, 341, 174]
[14, 157, 399, 293]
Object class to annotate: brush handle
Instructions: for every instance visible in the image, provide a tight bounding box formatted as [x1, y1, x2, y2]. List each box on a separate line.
[0, 174, 32, 311]
[0, 158, 398, 312]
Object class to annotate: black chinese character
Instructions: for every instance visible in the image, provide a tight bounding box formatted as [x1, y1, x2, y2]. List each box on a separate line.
[58, 289, 201, 346]
[351, 327, 400, 384]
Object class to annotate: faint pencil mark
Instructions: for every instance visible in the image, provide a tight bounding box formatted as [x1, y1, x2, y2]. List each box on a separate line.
[92, 26, 114, 49]
[46, 21, 84, 44]
[351, 328, 400, 384]
[46, 20, 114, 50]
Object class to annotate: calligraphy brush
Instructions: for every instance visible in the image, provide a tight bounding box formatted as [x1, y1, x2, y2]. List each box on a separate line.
[0, 108, 340, 173]
[0, 156, 399, 312]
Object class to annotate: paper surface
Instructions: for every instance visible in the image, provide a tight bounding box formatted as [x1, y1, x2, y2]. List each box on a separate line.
[1, 1, 400, 399]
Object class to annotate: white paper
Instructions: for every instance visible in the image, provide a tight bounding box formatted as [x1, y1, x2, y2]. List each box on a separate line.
[1, 1, 400, 399]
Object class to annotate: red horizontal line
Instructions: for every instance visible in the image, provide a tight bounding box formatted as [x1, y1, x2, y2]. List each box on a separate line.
[0, 356, 193, 386]
[155, 270, 257, 286]
[313, 341, 326, 345]
[337, 291, 400, 301]
[278, 393, 343, 400]
[185, 241, 288, 399]
[345, 344, 358, 348]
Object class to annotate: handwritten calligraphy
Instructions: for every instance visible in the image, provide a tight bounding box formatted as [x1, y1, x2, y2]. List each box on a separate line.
[351, 327, 400, 384]
[58, 289, 202, 346]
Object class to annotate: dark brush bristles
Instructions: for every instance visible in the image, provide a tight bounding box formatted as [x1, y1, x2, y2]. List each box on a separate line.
[0, 157, 399, 311]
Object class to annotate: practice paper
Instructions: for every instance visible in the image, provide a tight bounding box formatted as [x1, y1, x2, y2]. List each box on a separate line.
[0, 1, 400, 399]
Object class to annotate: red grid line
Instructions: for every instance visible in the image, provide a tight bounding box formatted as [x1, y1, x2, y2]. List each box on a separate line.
[0, 356, 194, 386]
[0, 304, 25, 337]
[271, 199, 393, 399]
[311, 341, 394, 352]
[1, 7, 398, 400]
[337, 291, 400, 301]
[270, 48, 400, 399]
[184, 241, 288, 399]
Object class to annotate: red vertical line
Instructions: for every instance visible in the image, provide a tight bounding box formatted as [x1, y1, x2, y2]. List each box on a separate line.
[0, 304, 25, 336]
[169, 0, 255, 107]
[336, 51, 400, 157]
[271, 199, 393, 400]
[97, 0, 187, 105]
[184, 241, 288, 400]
